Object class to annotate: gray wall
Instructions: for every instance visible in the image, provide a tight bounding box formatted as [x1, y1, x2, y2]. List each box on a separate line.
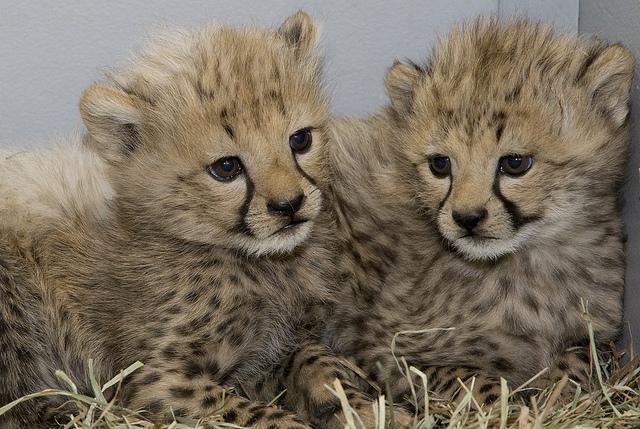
[580, 0, 640, 353]
[0, 0, 577, 146]
[2, 1, 636, 346]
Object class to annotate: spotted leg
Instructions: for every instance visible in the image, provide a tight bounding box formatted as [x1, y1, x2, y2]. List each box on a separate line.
[123, 361, 312, 429]
[254, 342, 413, 429]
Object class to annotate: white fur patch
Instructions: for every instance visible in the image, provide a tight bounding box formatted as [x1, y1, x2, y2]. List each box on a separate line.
[0, 137, 114, 238]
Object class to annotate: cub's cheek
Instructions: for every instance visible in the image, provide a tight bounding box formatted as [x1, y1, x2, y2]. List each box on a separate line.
[498, 173, 548, 213]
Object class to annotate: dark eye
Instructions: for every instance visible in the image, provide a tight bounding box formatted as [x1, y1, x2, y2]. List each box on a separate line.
[428, 155, 451, 177]
[289, 129, 312, 153]
[499, 154, 533, 176]
[207, 157, 243, 181]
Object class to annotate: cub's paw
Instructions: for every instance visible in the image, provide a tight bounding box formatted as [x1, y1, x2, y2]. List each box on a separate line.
[325, 393, 414, 429]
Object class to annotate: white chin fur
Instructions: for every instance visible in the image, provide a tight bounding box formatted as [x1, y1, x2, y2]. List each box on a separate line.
[235, 221, 314, 257]
[452, 236, 520, 261]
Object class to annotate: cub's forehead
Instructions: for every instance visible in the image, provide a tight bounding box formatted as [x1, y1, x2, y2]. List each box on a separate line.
[413, 20, 607, 140]
[110, 23, 321, 114]
[425, 20, 602, 103]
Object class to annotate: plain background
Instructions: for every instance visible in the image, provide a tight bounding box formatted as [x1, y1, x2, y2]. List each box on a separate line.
[0, 1, 638, 350]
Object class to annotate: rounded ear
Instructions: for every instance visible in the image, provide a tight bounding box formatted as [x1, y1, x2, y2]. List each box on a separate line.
[581, 44, 635, 127]
[278, 10, 318, 57]
[385, 61, 425, 116]
[80, 84, 144, 164]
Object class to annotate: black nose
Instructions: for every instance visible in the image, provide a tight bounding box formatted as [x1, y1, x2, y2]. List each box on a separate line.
[268, 193, 305, 216]
[452, 208, 487, 231]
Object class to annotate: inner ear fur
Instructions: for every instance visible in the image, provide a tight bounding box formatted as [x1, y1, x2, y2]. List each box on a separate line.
[581, 44, 635, 127]
[79, 84, 144, 164]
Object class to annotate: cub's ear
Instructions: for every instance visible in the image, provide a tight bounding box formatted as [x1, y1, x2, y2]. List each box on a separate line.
[278, 10, 318, 56]
[80, 84, 144, 164]
[385, 61, 425, 116]
[581, 44, 635, 127]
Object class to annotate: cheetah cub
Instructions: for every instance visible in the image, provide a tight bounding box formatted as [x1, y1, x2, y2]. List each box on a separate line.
[326, 20, 634, 404]
[0, 12, 376, 429]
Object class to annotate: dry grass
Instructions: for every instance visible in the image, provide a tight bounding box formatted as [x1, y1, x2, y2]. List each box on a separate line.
[1, 313, 639, 428]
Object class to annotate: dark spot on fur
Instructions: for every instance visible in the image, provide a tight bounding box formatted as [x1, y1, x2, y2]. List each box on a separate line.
[268, 410, 288, 420]
[184, 290, 201, 303]
[184, 360, 204, 379]
[188, 313, 212, 331]
[223, 124, 234, 138]
[222, 409, 238, 423]
[146, 400, 165, 414]
[505, 84, 522, 102]
[245, 408, 266, 426]
[469, 348, 485, 357]
[491, 357, 513, 372]
[174, 408, 189, 417]
[497, 277, 513, 298]
[479, 383, 496, 393]
[209, 294, 221, 308]
[484, 393, 499, 404]
[523, 293, 540, 315]
[140, 371, 162, 385]
[201, 395, 218, 409]
[438, 376, 457, 393]
[169, 386, 195, 399]
[492, 111, 506, 141]
[240, 266, 259, 283]
[166, 304, 182, 314]
[216, 316, 236, 335]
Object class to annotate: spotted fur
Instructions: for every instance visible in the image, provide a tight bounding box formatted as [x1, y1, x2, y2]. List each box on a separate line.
[325, 19, 634, 405]
[0, 12, 383, 428]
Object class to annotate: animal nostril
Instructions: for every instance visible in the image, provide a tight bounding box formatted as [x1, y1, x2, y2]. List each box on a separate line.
[452, 208, 488, 231]
[268, 193, 305, 215]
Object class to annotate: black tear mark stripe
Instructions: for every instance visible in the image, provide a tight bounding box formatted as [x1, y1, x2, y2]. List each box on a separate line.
[492, 171, 541, 229]
[291, 152, 317, 188]
[232, 174, 255, 236]
[438, 166, 453, 211]
[414, 157, 452, 211]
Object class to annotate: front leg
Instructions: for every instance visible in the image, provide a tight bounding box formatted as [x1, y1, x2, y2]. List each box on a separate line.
[123, 364, 312, 428]
[257, 343, 413, 429]
[390, 366, 503, 408]
[393, 347, 592, 410]
[526, 345, 592, 397]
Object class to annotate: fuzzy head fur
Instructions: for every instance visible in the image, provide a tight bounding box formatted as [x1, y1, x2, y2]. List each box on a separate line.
[385, 19, 634, 261]
[80, 12, 329, 256]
